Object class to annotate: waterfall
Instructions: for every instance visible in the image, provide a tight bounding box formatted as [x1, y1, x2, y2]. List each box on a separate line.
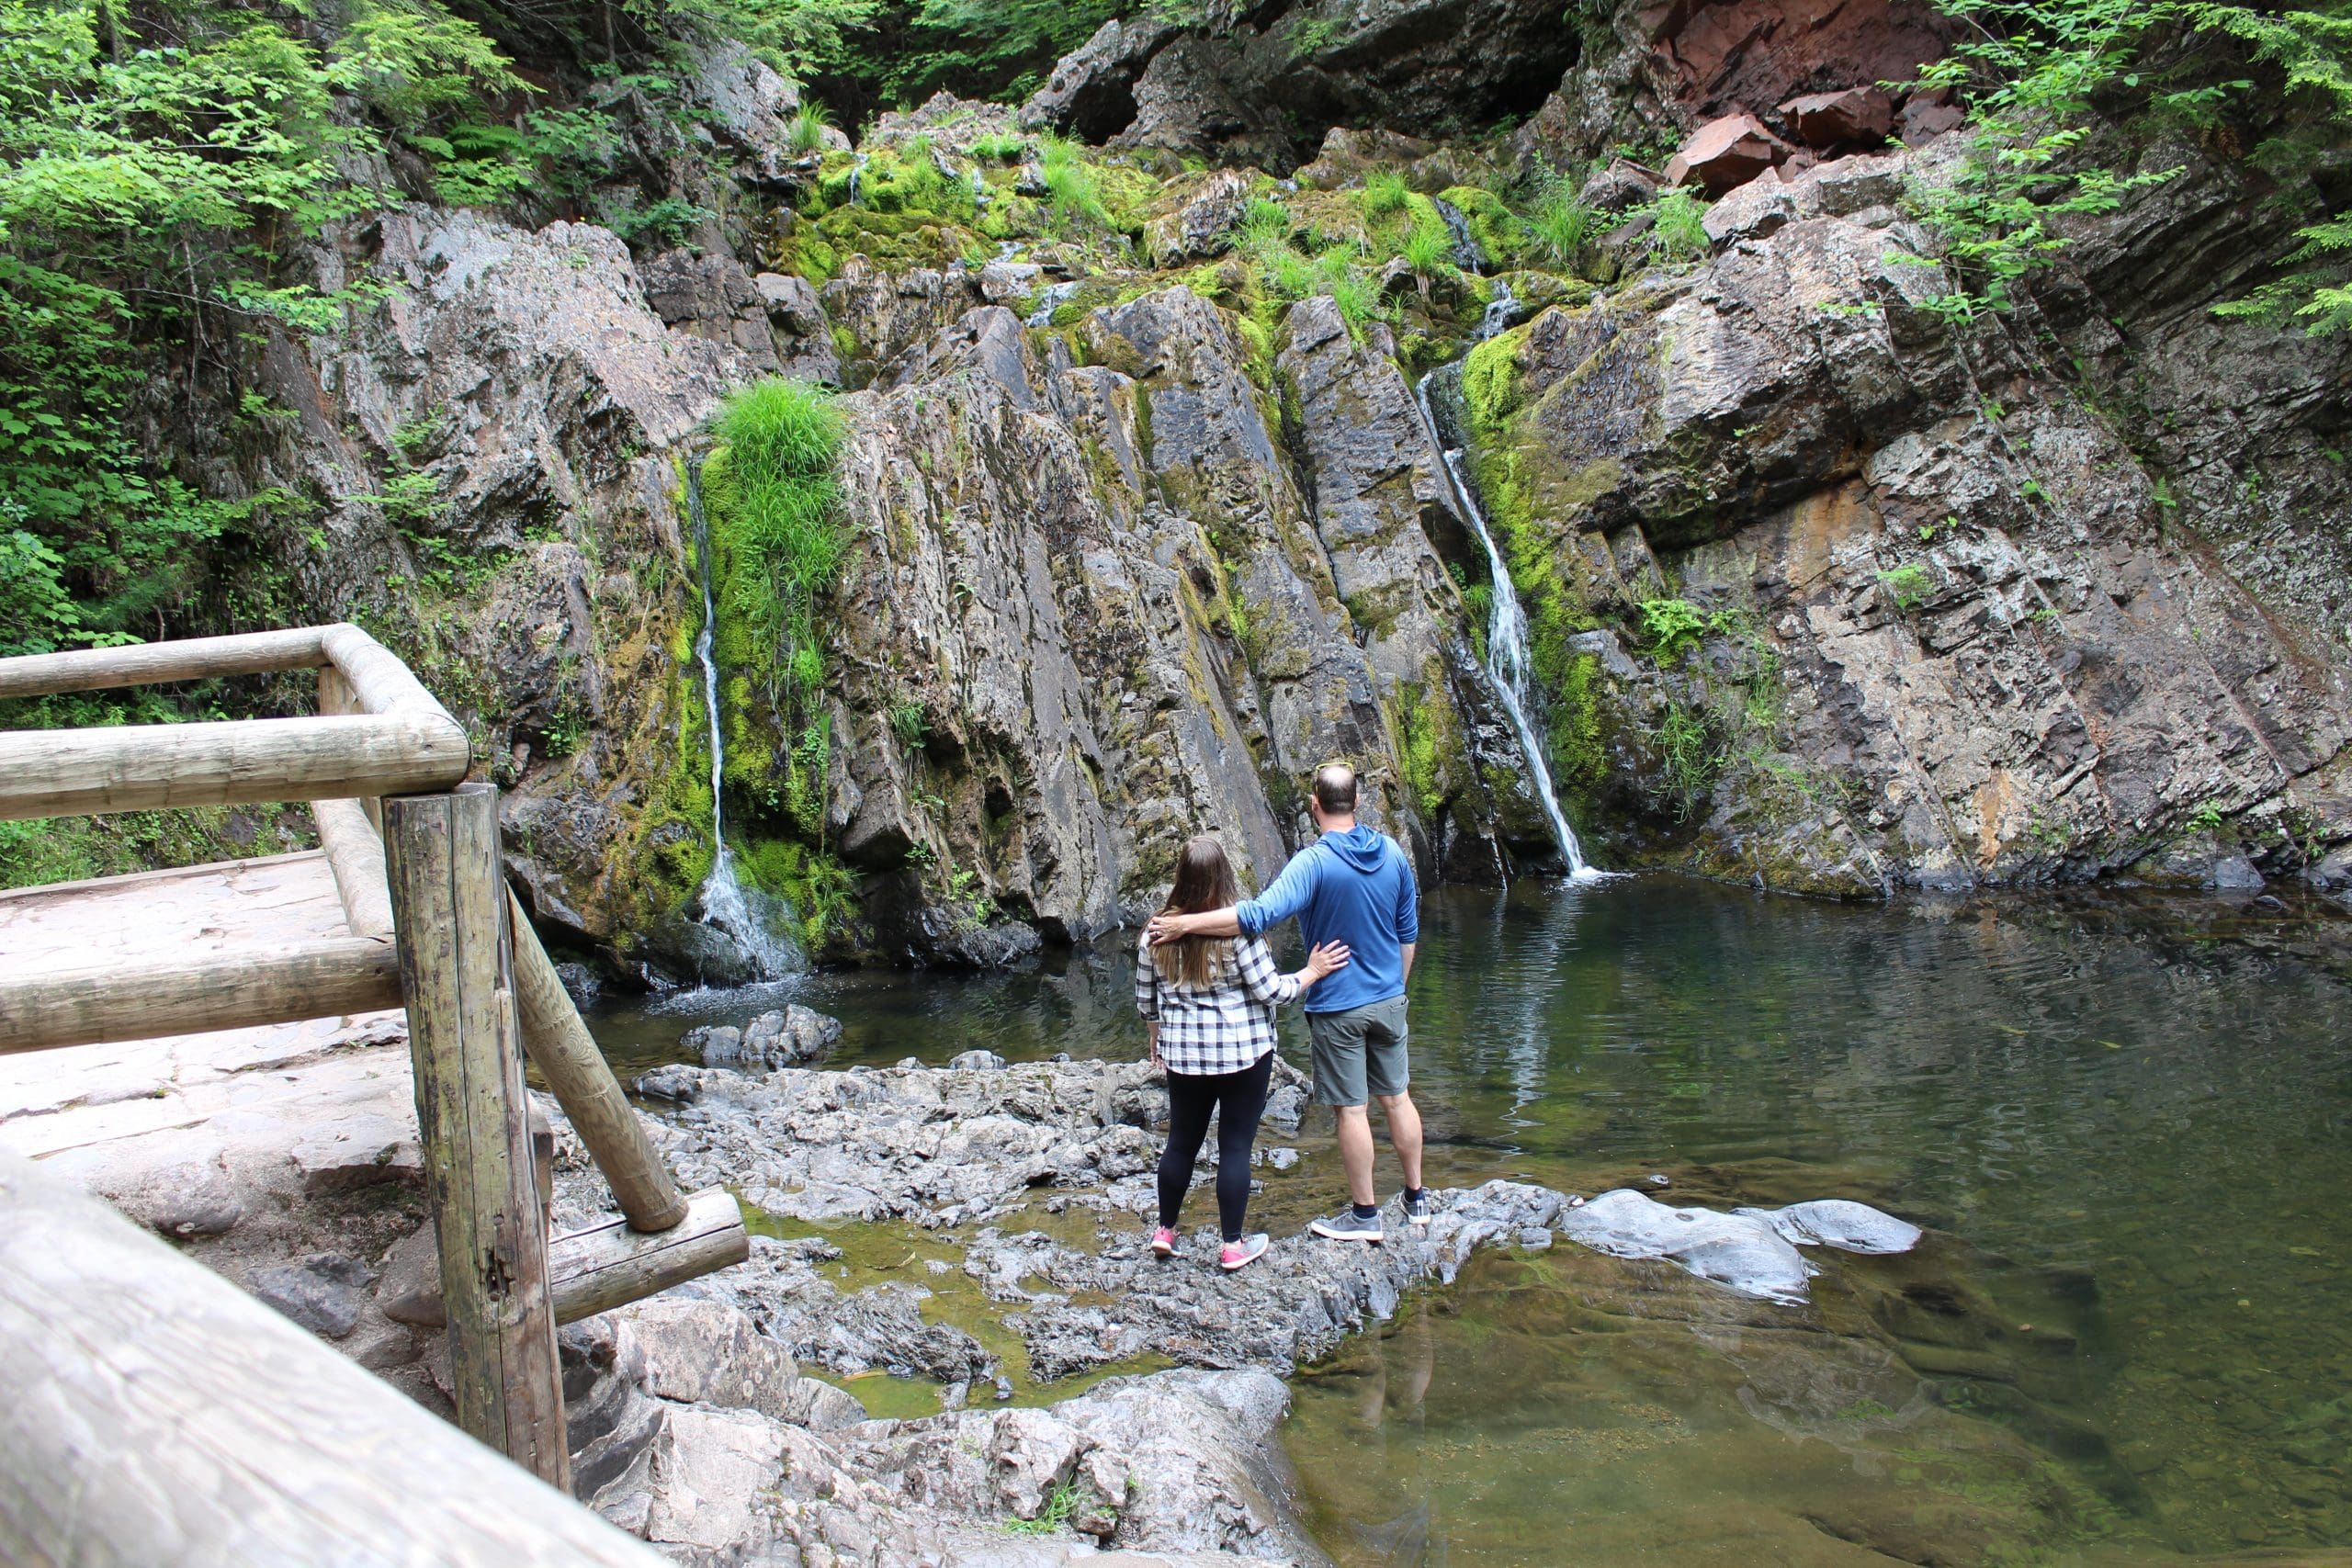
[1413, 371, 1598, 878]
[684, 460, 801, 979]
[1477, 277, 1521, 342]
[1431, 197, 1488, 274]
[847, 152, 868, 207]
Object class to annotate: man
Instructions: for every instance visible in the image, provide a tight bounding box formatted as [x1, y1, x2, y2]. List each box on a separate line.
[1148, 762, 1427, 1242]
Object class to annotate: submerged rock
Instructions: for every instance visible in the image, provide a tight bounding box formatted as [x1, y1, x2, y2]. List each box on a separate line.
[1563, 1189, 1919, 1304]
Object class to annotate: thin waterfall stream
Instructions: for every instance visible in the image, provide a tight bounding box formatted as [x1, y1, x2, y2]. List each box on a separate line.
[1413, 357, 1598, 877]
[684, 459, 799, 980]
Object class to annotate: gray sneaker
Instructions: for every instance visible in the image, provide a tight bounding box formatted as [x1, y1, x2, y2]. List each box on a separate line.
[1402, 1190, 1432, 1228]
[1309, 1205, 1385, 1244]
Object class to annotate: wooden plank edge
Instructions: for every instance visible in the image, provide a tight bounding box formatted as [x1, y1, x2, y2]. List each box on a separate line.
[0, 1145, 670, 1566]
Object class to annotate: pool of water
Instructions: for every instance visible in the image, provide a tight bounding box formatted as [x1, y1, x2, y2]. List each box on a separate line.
[590, 877, 2352, 1565]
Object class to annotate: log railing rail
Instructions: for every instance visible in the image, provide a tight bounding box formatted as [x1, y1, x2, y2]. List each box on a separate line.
[0, 625, 741, 1524]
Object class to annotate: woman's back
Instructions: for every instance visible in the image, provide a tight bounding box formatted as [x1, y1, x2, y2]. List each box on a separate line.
[1135, 929, 1297, 1075]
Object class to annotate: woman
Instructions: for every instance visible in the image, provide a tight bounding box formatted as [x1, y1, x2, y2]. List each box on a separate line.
[1136, 835, 1349, 1271]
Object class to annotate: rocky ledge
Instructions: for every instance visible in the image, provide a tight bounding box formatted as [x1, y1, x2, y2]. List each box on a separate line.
[550, 1050, 1925, 1567]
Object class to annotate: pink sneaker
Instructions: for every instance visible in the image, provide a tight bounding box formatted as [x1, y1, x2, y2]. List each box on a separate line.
[1219, 1234, 1270, 1271]
[1151, 1225, 1178, 1258]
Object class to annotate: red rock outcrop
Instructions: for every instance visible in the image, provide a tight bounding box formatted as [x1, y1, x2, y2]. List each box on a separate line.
[1636, 0, 1951, 128]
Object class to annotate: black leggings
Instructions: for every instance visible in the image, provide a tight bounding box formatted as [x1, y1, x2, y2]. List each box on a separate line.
[1158, 1053, 1274, 1242]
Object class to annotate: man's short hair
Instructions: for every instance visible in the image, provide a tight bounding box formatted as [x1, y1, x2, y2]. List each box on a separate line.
[1312, 763, 1357, 814]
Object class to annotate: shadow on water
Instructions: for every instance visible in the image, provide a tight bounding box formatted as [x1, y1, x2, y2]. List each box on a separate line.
[591, 876, 2352, 1566]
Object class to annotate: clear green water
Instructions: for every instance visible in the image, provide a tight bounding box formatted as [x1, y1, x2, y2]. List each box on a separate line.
[591, 877, 2352, 1566]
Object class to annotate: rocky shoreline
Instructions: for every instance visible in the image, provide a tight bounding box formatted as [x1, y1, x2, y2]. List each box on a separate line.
[503, 1030, 1923, 1564]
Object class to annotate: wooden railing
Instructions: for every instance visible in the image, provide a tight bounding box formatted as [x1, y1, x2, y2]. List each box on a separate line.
[0, 626, 748, 1551]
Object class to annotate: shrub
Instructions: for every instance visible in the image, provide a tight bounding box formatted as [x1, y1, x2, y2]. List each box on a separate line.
[1401, 217, 1451, 276]
[1523, 174, 1605, 268]
[705, 379, 847, 714]
[969, 130, 1025, 162]
[787, 102, 831, 154]
[1646, 186, 1710, 261]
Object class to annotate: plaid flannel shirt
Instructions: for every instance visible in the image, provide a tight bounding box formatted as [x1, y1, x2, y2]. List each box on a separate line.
[1134, 930, 1301, 1075]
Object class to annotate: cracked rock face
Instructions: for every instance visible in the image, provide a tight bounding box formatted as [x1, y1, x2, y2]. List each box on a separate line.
[1457, 142, 2352, 895]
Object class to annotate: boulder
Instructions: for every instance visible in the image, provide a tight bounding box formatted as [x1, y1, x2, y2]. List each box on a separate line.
[1901, 87, 1968, 144]
[1579, 155, 1663, 213]
[687, 1004, 843, 1072]
[1144, 170, 1253, 263]
[1778, 85, 1895, 149]
[249, 1252, 375, 1338]
[1664, 112, 1788, 196]
[1702, 168, 1796, 244]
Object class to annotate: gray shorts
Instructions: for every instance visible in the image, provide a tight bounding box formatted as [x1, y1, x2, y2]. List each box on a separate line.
[1306, 997, 1409, 1107]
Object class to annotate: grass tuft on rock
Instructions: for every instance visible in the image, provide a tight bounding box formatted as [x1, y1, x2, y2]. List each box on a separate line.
[705, 378, 847, 709]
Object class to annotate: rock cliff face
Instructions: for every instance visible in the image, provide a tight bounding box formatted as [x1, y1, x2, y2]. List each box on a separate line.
[223, 1, 2352, 979]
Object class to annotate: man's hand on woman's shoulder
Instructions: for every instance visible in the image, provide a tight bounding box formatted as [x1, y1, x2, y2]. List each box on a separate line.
[1146, 911, 1190, 945]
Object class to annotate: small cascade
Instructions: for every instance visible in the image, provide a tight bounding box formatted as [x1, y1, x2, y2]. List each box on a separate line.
[968, 165, 989, 211]
[1413, 371, 1598, 877]
[1476, 277, 1521, 342]
[1023, 279, 1080, 327]
[847, 152, 869, 207]
[684, 461, 801, 979]
[1432, 197, 1488, 274]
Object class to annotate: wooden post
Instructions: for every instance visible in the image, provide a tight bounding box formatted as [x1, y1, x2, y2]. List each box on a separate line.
[383, 784, 568, 1488]
[507, 889, 691, 1233]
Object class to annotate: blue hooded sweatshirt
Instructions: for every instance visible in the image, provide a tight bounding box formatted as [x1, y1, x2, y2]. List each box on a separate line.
[1233, 825, 1419, 1015]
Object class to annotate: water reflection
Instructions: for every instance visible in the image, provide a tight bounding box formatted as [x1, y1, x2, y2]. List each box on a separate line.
[589, 876, 2352, 1563]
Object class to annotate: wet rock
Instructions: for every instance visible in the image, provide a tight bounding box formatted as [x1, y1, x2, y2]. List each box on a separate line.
[631, 1065, 700, 1103]
[249, 1252, 375, 1337]
[1749, 1198, 1924, 1254]
[688, 1004, 844, 1072]
[1563, 1189, 1917, 1303]
[640, 246, 783, 373]
[944, 1048, 1008, 1071]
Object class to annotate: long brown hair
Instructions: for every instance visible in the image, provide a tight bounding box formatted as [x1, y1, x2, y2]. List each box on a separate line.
[1160, 835, 1240, 987]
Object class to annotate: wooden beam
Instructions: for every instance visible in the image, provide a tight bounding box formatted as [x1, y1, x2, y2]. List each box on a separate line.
[385, 784, 568, 1488]
[550, 1186, 749, 1323]
[313, 796, 394, 940]
[387, 1188, 751, 1330]
[0, 712, 469, 821]
[321, 622, 457, 723]
[316, 665, 384, 833]
[0, 626, 328, 701]
[508, 889, 690, 1233]
[0, 1146, 669, 1566]
[0, 935, 401, 1055]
